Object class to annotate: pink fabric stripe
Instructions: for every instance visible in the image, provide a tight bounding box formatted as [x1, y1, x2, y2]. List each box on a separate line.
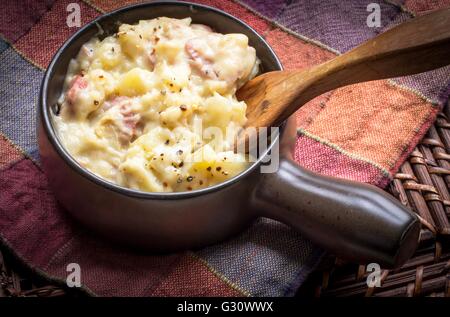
[294, 135, 389, 187]
[388, 106, 441, 175]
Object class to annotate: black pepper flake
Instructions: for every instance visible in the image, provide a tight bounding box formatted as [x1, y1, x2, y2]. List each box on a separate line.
[160, 153, 164, 156]
[153, 27, 157, 32]
[94, 100, 99, 106]
[111, 47, 115, 52]
[163, 182, 168, 187]
[165, 139, 170, 145]
[179, 105, 187, 111]
[216, 167, 222, 171]
[99, 75, 104, 79]
[158, 26, 162, 29]
[139, 34, 142, 39]
[187, 186, 192, 191]
[177, 150, 183, 155]
[187, 176, 194, 182]
[169, 83, 174, 87]
[206, 166, 212, 172]
[178, 162, 184, 168]
[179, 88, 182, 92]
[199, 180, 203, 185]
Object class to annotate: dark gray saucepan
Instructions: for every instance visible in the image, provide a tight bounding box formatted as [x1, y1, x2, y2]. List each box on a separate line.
[38, 1, 420, 268]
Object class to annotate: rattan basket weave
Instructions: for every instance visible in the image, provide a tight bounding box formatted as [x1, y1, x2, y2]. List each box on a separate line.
[297, 103, 450, 298]
[1, 104, 449, 297]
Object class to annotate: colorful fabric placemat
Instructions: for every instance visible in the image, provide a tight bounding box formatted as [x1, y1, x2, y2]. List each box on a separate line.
[1, 0, 449, 296]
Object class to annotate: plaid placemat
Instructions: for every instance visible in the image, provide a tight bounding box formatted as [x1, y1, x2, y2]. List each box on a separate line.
[0, 0, 449, 296]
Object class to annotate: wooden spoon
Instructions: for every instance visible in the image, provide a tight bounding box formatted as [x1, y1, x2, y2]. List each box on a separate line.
[237, 7, 450, 132]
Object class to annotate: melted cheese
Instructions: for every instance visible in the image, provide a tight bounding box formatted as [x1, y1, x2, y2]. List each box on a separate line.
[53, 17, 259, 192]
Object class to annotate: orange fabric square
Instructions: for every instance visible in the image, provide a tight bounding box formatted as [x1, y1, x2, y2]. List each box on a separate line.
[305, 80, 437, 170]
[265, 28, 336, 71]
[0, 134, 24, 169]
[151, 255, 244, 296]
[91, 0, 271, 36]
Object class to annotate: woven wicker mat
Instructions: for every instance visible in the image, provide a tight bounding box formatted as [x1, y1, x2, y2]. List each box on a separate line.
[297, 104, 450, 298]
[0, 104, 448, 298]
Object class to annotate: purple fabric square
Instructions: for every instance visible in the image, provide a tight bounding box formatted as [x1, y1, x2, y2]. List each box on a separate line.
[0, 48, 43, 158]
[275, 0, 401, 52]
[240, 0, 287, 19]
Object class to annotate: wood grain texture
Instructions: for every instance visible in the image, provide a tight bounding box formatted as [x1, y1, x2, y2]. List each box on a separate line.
[237, 7, 450, 130]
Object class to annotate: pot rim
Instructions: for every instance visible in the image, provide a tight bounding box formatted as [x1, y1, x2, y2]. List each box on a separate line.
[39, 0, 283, 200]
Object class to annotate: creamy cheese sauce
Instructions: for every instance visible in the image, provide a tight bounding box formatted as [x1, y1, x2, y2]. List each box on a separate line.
[53, 17, 259, 192]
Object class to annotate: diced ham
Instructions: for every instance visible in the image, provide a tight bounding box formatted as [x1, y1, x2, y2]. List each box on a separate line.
[102, 96, 128, 111]
[145, 34, 161, 70]
[185, 39, 217, 79]
[66, 75, 88, 105]
[103, 96, 141, 144]
[119, 100, 140, 138]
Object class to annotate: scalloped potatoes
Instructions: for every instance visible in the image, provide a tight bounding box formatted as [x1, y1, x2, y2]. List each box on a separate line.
[53, 17, 259, 192]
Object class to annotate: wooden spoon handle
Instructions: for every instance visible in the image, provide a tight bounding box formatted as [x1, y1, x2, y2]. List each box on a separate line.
[319, 7, 450, 84]
[242, 7, 450, 128]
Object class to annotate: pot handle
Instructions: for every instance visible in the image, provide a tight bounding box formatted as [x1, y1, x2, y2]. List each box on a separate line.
[250, 156, 420, 268]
